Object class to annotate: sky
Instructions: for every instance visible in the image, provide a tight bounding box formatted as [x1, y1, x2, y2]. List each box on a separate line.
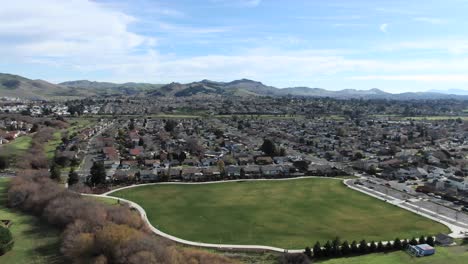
[1, 0, 468, 93]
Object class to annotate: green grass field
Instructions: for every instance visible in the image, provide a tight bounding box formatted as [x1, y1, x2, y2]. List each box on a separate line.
[111, 178, 449, 249]
[319, 245, 468, 264]
[44, 131, 62, 160]
[0, 136, 32, 167]
[0, 178, 63, 264]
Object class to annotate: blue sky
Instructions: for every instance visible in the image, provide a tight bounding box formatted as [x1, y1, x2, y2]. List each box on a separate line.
[1, 0, 468, 92]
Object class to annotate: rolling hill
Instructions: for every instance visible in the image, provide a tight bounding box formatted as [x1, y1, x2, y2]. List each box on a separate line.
[0, 73, 89, 100]
[2, 72, 467, 100]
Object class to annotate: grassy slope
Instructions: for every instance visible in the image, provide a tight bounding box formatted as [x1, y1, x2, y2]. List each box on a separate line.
[112, 178, 449, 249]
[44, 131, 62, 160]
[0, 178, 63, 264]
[319, 246, 468, 264]
[0, 136, 32, 167]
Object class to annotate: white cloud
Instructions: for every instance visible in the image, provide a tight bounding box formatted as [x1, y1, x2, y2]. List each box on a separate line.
[379, 23, 388, 33]
[0, 0, 155, 59]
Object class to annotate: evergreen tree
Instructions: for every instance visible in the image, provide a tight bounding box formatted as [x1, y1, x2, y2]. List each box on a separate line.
[50, 163, 61, 182]
[377, 241, 385, 252]
[260, 138, 277, 156]
[304, 247, 312, 258]
[313, 242, 322, 258]
[0, 156, 9, 170]
[409, 237, 418, 246]
[332, 237, 341, 257]
[369, 241, 377, 252]
[341, 240, 351, 256]
[402, 239, 409, 249]
[359, 240, 368, 254]
[426, 236, 435, 246]
[385, 241, 394, 251]
[68, 168, 80, 186]
[393, 238, 402, 250]
[324, 241, 332, 257]
[350, 241, 359, 254]
[419, 235, 426, 244]
[89, 161, 106, 186]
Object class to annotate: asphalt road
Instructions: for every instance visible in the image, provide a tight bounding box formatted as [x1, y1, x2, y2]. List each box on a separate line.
[348, 178, 468, 233]
[77, 122, 114, 182]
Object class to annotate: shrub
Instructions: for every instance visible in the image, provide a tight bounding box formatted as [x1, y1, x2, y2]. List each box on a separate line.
[8, 170, 238, 263]
[0, 226, 14, 255]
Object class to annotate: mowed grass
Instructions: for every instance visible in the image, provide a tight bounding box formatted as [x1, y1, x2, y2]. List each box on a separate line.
[0, 178, 63, 264]
[319, 245, 468, 264]
[44, 131, 62, 160]
[112, 178, 449, 249]
[0, 136, 32, 167]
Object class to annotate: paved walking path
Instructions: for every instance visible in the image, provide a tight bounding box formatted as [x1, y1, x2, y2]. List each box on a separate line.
[83, 176, 466, 253]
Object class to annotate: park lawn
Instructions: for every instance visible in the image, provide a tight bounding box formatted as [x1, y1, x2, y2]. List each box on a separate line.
[44, 130, 62, 160]
[111, 178, 449, 249]
[0, 135, 32, 156]
[319, 245, 468, 264]
[0, 178, 63, 264]
[66, 117, 95, 135]
[0, 136, 32, 167]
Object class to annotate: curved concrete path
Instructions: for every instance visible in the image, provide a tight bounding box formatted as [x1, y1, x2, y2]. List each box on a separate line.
[84, 176, 462, 253]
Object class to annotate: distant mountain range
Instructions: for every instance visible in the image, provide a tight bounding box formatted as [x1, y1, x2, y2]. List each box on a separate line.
[148, 79, 468, 100]
[428, 89, 468, 96]
[1, 72, 467, 100]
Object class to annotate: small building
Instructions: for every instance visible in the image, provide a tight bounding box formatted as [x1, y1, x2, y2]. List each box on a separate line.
[408, 244, 435, 257]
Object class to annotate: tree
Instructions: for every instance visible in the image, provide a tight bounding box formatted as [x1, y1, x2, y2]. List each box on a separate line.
[164, 120, 177, 132]
[0, 156, 9, 170]
[369, 241, 377, 252]
[359, 240, 368, 254]
[68, 168, 80, 186]
[217, 160, 225, 176]
[0, 226, 14, 255]
[418, 235, 426, 245]
[393, 238, 402, 250]
[138, 138, 145, 147]
[377, 241, 384, 252]
[426, 236, 435, 246]
[341, 241, 350, 256]
[313, 241, 322, 258]
[350, 241, 359, 254]
[30, 123, 39, 133]
[332, 237, 341, 257]
[89, 162, 106, 186]
[323, 240, 332, 257]
[304, 247, 312, 258]
[50, 163, 61, 182]
[402, 239, 409, 249]
[409, 237, 418, 246]
[128, 119, 135, 130]
[260, 138, 277, 156]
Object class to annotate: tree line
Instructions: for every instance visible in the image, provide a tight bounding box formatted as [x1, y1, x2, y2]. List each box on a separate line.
[304, 236, 435, 260]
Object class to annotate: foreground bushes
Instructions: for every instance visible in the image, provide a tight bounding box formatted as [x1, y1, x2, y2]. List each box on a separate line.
[8, 170, 237, 263]
[0, 226, 14, 255]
